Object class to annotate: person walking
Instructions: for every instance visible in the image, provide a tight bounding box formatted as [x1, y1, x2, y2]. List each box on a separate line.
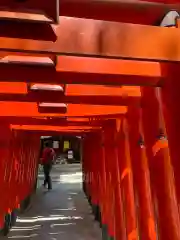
[41, 142, 55, 190]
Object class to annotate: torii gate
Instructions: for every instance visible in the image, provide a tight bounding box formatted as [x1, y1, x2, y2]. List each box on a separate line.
[0, 1, 180, 240]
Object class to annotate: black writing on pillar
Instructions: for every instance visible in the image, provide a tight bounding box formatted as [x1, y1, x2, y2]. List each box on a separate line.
[158, 128, 167, 140]
[138, 135, 144, 148]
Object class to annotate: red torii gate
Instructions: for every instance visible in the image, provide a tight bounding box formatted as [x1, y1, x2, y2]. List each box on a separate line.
[0, 1, 180, 240]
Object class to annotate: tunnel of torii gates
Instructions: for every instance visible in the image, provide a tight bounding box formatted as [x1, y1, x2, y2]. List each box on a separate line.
[2, 1, 180, 240]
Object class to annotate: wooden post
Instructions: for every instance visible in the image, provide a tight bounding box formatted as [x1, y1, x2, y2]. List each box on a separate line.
[141, 86, 180, 240]
[127, 106, 157, 240]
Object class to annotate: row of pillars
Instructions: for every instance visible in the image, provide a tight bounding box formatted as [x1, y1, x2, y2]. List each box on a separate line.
[81, 70, 180, 240]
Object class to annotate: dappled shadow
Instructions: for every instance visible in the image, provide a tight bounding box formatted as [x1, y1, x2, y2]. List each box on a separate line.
[8, 213, 83, 239]
[5, 164, 101, 240]
[38, 171, 82, 184]
[38, 164, 83, 185]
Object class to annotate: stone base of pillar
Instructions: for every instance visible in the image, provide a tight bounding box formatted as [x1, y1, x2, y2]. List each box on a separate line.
[102, 224, 108, 240]
[108, 236, 114, 240]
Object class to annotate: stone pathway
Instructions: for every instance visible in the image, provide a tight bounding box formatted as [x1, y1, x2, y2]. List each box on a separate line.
[5, 164, 102, 240]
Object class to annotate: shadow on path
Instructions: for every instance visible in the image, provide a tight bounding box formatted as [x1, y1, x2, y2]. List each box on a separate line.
[5, 164, 102, 240]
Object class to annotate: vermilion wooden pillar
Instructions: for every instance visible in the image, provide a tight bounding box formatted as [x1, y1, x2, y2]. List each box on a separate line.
[114, 119, 127, 240]
[102, 119, 136, 240]
[9, 131, 20, 213]
[90, 133, 100, 220]
[99, 130, 110, 240]
[82, 138, 89, 198]
[116, 117, 138, 240]
[97, 131, 109, 238]
[103, 122, 116, 240]
[84, 136, 91, 204]
[83, 132, 105, 231]
[93, 132, 102, 223]
[161, 63, 180, 220]
[0, 124, 12, 228]
[82, 136, 90, 200]
[82, 137, 87, 195]
[141, 86, 180, 240]
[127, 106, 157, 240]
[92, 131, 107, 226]
[87, 135, 93, 205]
[103, 119, 126, 240]
[83, 133, 100, 219]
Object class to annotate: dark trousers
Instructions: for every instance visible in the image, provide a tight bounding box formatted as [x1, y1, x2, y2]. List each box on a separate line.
[43, 164, 52, 189]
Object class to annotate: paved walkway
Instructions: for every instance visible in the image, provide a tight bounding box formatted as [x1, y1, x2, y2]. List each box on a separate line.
[6, 164, 102, 240]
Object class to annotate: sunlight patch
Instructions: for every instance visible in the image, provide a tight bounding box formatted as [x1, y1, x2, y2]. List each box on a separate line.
[59, 172, 82, 183]
[17, 215, 83, 223]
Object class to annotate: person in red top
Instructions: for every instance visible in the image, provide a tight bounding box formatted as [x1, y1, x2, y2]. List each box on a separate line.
[41, 142, 55, 190]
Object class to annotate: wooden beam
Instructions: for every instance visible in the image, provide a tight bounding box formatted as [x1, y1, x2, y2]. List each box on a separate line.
[1, 0, 179, 25]
[0, 83, 140, 105]
[13, 129, 91, 136]
[11, 125, 101, 131]
[0, 52, 57, 65]
[0, 102, 127, 117]
[11, 125, 100, 135]
[60, 0, 180, 24]
[0, 0, 59, 23]
[0, 56, 162, 86]
[0, 17, 180, 61]
[0, 93, 139, 106]
[0, 82, 141, 96]
[65, 85, 141, 97]
[0, 117, 101, 127]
